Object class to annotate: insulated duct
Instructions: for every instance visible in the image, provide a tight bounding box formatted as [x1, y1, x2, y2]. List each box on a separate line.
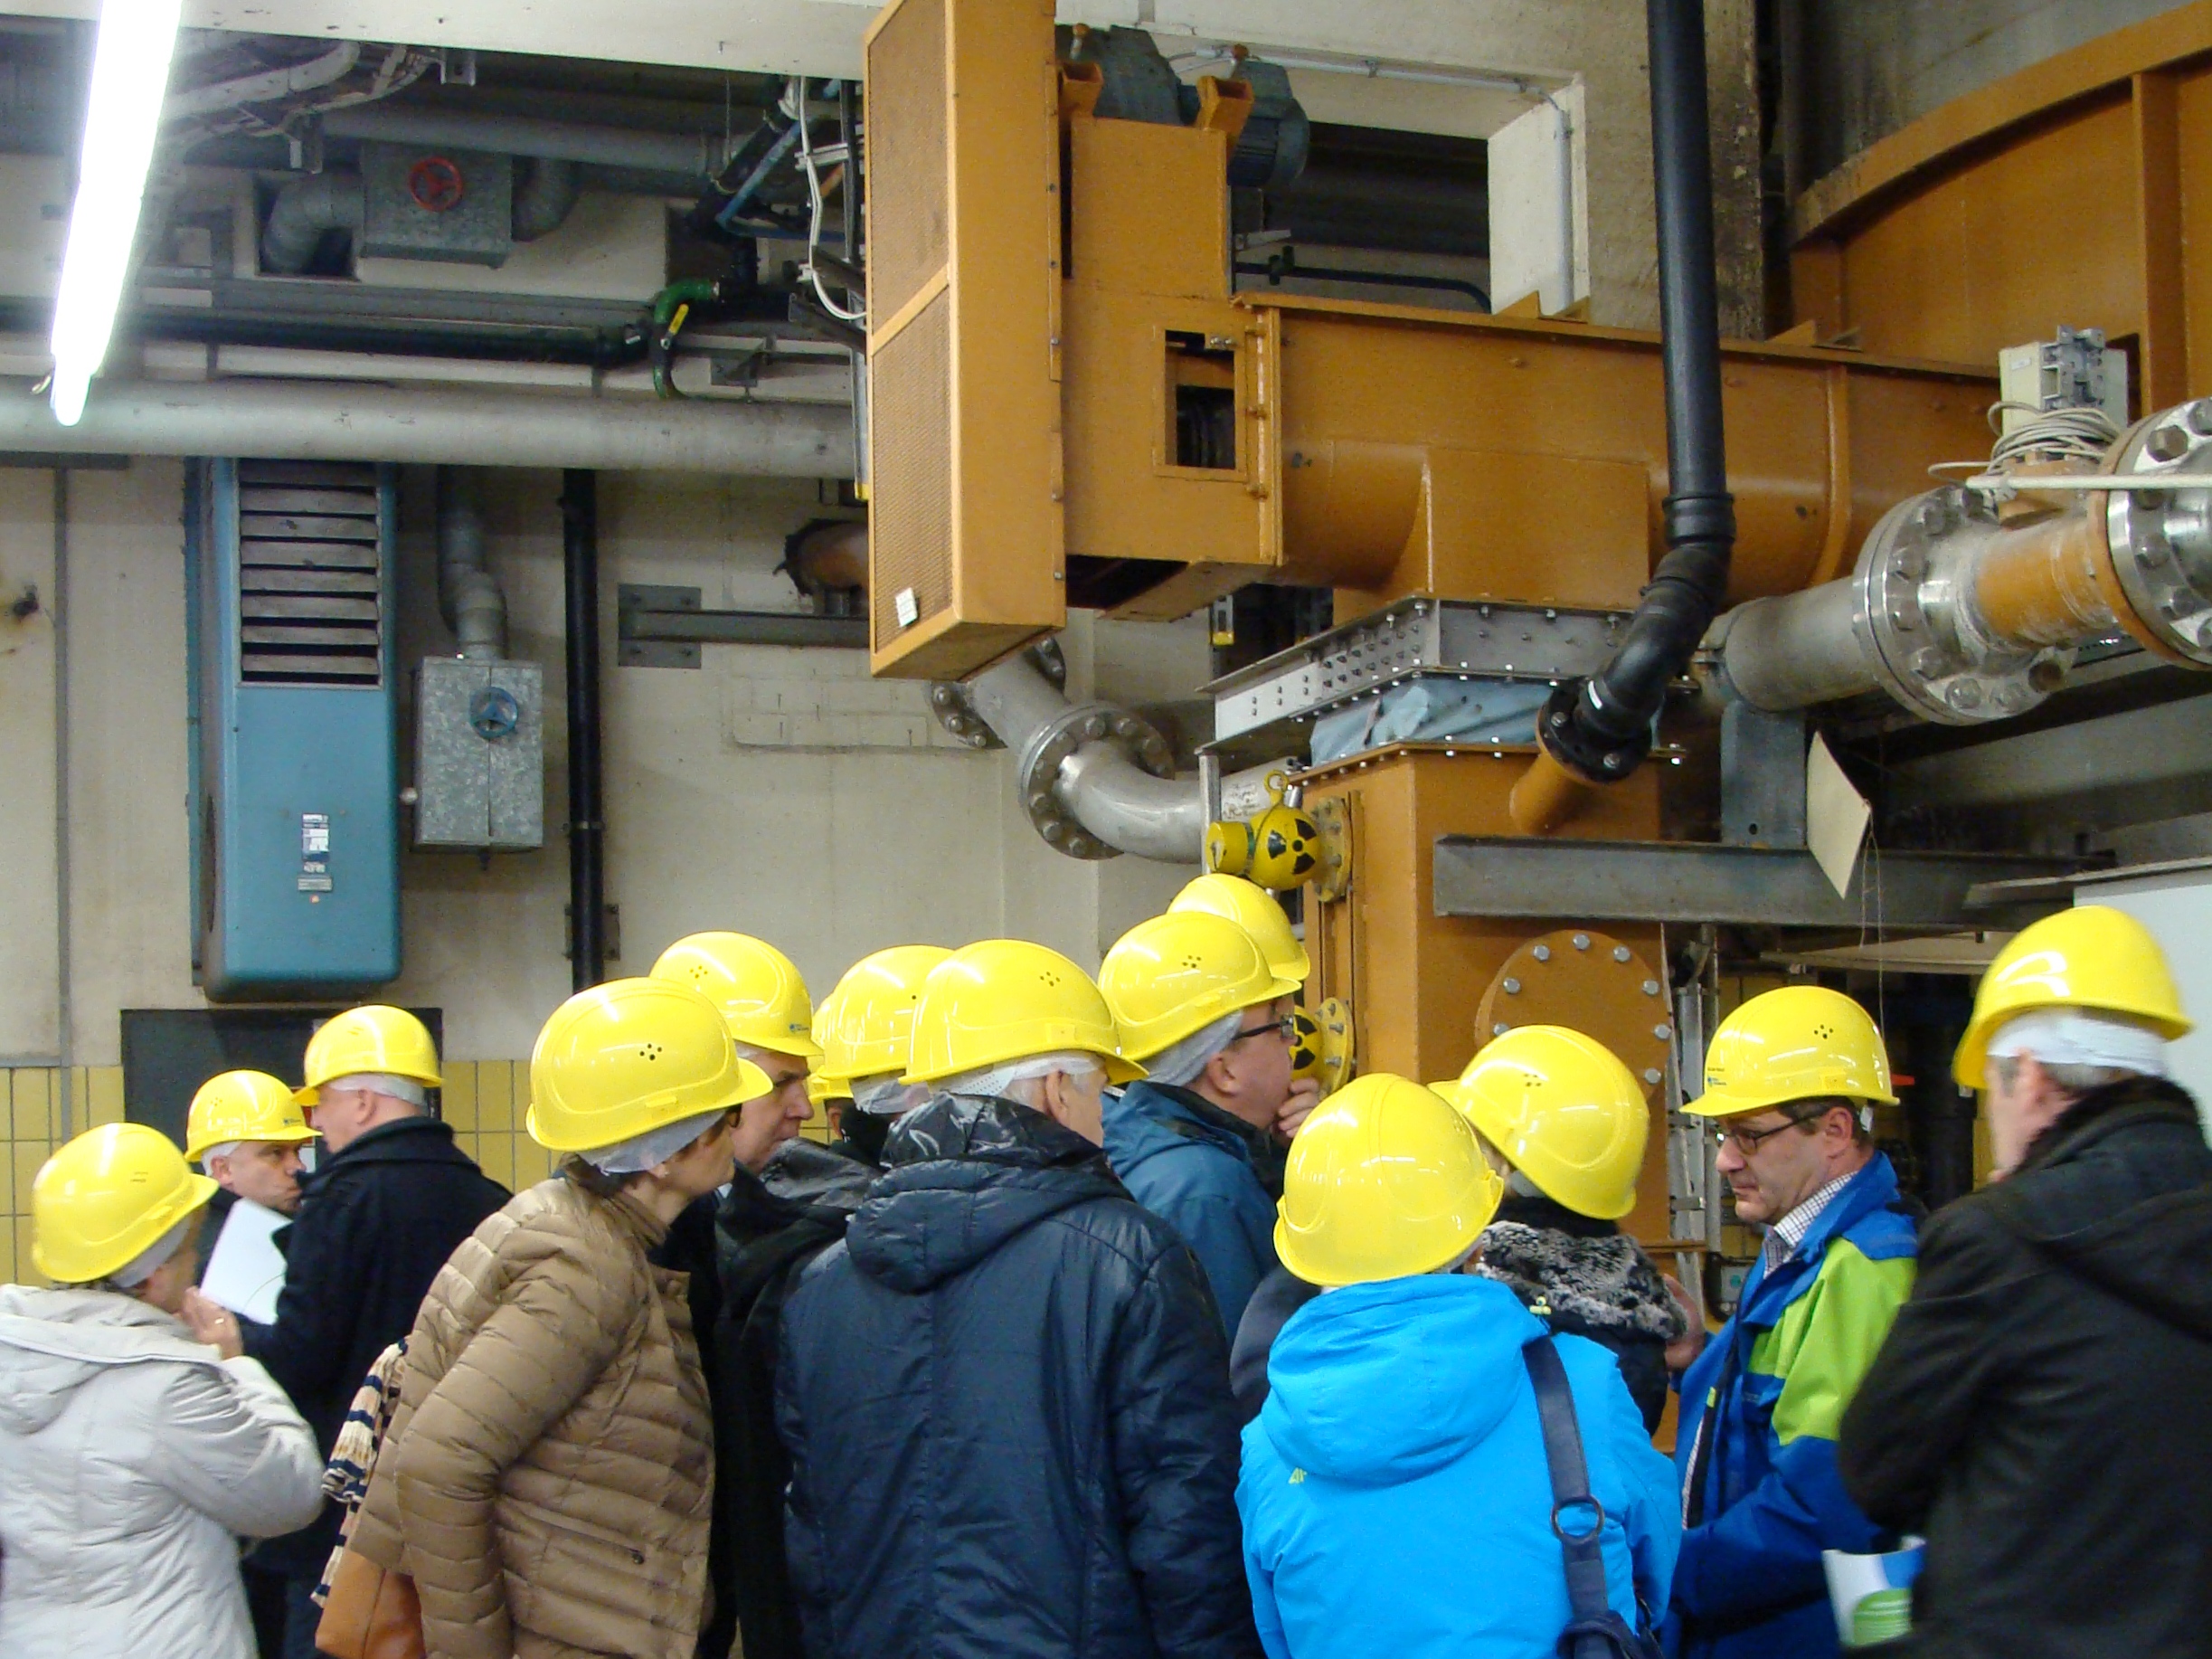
[435, 467, 506, 660]
[0, 378, 856, 475]
[944, 648, 1205, 863]
[261, 170, 364, 273]
[322, 106, 735, 177]
[1514, 0, 1735, 833]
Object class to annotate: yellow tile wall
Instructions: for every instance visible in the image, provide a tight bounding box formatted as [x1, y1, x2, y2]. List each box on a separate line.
[0, 1060, 844, 1285]
[2, 1066, 126, 1287]
[440, 1061, 555, 1194]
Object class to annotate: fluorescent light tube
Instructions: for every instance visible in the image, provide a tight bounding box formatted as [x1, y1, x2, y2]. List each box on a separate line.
[48, 0, 184, 427]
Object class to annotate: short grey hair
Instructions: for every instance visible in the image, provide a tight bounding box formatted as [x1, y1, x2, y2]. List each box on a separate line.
[1986, 1053, 2136, 1101]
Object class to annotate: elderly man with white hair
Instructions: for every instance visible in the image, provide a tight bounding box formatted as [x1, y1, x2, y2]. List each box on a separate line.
[776, 939, 1262, 1659]
[1840, 905, 2212, 1659]
[180, 1004, 508, 1659]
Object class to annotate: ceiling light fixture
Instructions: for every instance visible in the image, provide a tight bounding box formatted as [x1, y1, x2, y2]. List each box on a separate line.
[48, 0, 184, 427]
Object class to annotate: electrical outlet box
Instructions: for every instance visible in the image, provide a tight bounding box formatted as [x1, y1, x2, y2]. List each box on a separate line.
[413, 657, 545, 848]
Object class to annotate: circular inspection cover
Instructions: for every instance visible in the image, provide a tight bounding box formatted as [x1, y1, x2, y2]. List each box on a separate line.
[1472, 928, 1672, 1098]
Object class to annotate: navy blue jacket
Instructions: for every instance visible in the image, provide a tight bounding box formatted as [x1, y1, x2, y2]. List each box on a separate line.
[776, 1094, 1261, 1659]
[241, 1114, 506, 1575]
[1104, 1081, 1281, 1338]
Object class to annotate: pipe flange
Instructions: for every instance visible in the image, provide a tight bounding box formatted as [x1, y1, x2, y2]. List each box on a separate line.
[927, 638, 1067, 749]
[2104, 402, 2212, 665]
[1856, 488, 2071, 725]
[1014, 700, 1177, 861]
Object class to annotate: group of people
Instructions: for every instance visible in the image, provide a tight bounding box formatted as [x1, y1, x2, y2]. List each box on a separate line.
[1, 886, 2207, 1659]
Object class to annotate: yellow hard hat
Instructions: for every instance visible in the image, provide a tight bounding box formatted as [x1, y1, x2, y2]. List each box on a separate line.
[1439, 1027, 1648, 1220]
[1274, 1074, 1503, 1287]
[651, 932, 824, 1060]
[904, 939, 1146, 1086]
[297, 1005, 442, 1107]
[1954, 905, 2192, 1089]
[808, 1072, 848, 1107]
[33, 1123, 218, 1285]
[817, 944, 956, 1084]
[185, 1070, 317, 1162]
[526, 977, 775, 1153]
[1099, 911, 1299, 1062]
[1170, 873, 1311, 981]
[1686, 985, 1898, 1118]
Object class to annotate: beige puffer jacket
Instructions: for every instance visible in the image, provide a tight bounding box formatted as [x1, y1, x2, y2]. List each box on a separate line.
[351, 1177, 714, 1659]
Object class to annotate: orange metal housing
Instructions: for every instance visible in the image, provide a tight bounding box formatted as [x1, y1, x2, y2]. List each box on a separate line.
[1789, 0, 2212, 411]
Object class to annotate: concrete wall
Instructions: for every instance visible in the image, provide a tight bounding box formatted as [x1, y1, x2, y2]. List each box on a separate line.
[1785, 0, 2198, 186]
[0, 458, 1205, 1098]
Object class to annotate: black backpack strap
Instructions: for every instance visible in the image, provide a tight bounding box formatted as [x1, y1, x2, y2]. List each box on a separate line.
[1524, 1336, 1661, 1659]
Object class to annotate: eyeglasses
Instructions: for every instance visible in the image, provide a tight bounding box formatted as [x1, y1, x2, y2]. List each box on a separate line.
[1714, 1112, 1816, 1155]
[1225, 1014, 1296, 1047]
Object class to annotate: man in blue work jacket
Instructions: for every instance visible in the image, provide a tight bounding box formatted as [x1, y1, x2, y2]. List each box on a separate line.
[1097, 907, 1311, 1337]
[1668, 986, 1919, 1659]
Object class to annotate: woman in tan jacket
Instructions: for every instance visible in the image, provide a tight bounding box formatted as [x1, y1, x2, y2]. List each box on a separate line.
[352, 978, 774, 1659]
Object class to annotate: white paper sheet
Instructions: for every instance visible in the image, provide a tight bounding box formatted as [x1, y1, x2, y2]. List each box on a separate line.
[200, 1198, 288, 1324]
[1806, 733, 1873, 900]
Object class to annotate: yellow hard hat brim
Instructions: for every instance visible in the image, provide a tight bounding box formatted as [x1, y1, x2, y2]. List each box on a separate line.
[1953, 1005, 2193, 1091]
[905, 1048, 1147, 1088]
[193, 1123, 320, 1159]
[526, 1054, 777, 1154]
[33, 1171, 220, 1285]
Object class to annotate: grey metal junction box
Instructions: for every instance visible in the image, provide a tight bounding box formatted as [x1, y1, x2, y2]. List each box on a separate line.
[414, 657, 544, 848]
[360, 143, 513, 266]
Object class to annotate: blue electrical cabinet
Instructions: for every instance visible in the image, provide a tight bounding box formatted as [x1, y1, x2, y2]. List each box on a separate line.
[193, 459, 402, 1000]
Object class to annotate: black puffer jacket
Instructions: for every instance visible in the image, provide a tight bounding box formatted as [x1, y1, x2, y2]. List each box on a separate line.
[240, 1114, 507, 1576]
[692, 1142, 873, 1659]
[776, 1095, 1260, 1659]
[1475, 1191, 1686, 1432]
[1839, 1076, 2212, 1659]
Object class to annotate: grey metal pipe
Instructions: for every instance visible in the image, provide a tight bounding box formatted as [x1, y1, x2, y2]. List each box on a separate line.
[1710, 578, 1871, 710]
[1058, 745, 1208, 863]
[435, 467, 506, 660]
[324, 106, 733, 177]
[967, 649, 1205, 863]
[0, 377, 857, 476]
[261, 170, 364, 273]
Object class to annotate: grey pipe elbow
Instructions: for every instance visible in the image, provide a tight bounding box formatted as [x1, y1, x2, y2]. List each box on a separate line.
[261, 171, 364, 274]
[512, 156, 581, 242]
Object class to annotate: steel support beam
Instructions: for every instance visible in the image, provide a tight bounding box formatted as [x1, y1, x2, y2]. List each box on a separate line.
[1432, 835, 2088, 929]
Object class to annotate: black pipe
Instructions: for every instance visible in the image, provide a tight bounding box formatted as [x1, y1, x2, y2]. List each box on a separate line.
[561, 470, 606, 991]
[1534, 0, 1737, 785]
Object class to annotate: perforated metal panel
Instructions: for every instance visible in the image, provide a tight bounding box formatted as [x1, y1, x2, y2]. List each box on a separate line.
[865, 0, 948, 322]
[864, 0, 1064, 678]
[870, 290, 953, 643]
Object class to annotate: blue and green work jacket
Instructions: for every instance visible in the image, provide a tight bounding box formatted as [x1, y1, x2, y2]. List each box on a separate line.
[1667, 1154, 1917, 1659]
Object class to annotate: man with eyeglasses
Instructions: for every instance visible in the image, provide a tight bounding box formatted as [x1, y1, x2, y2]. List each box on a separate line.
[1098, 909, 1309, 1338]
[1666, 986, 1919, 1659]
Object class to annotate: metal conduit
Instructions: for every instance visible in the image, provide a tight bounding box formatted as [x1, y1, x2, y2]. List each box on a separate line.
[0, 378, 856, 476]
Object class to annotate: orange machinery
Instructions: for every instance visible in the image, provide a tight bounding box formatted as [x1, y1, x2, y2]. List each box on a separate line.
[855, 0, 2212, 1251]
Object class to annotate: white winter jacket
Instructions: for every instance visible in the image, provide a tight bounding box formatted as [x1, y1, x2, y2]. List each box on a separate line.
[0, 1283, 327, 1659]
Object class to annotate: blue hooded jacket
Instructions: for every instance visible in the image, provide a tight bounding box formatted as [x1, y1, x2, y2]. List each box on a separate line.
[1239, 1275, 1679, 1659]
[1668, 1154, 1917, 1659]
[1105, 1081, 1281, 1338]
